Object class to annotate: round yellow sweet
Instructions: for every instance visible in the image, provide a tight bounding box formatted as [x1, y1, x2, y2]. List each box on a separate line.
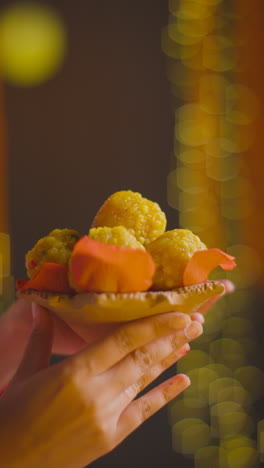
[89, 226, 145, 250]
[48, 229, 80, 250]
[26, 228, 80, 278]
[92, 190, 167, 246]
[147, 229, 207, 290]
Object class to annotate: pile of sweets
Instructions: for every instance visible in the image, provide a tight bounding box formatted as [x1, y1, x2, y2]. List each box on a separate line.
[17, 190, 236, 294]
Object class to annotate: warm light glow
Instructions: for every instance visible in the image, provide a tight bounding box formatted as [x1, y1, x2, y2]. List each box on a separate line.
[177, 349, 213, 374]
[0, 233, 10, 277]
[234, 367, 264, 403]
[209, 377, 251, 406]
[0, 2, 67, 86]
[164, 0, 262, 461]
[194, 446, 228, 468]
[210, 401, 254, 438]
[172, 418, 210, 455]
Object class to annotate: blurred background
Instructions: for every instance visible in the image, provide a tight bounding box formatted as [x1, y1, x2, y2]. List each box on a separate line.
[1, 0, 264, 467]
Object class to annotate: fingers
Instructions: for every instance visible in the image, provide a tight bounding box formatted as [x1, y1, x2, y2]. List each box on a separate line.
[12, 304, 53, 384]
[190, 312, 204, 324]
[197, 279, 235, 316]
[219, 279, 235, 294]
[51, 314, 87, 355]
[117, 373, 190, 441]
[121, 343, 190, 403]
[105, 321, 202, 396]
[75, 312, 192, 375]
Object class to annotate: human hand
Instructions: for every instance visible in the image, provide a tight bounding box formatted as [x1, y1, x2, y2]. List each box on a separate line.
[0, 304, 202, 468]
[194, 279, 235, 317]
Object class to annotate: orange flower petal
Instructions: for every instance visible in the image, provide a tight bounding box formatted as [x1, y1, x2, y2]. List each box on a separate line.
[16, 263, 74, 293]
[71, 236, 155, 293]
[183, 248, 236, 286]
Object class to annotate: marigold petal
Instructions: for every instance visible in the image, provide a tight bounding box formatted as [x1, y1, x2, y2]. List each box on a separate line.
[183, 248, 236, 286]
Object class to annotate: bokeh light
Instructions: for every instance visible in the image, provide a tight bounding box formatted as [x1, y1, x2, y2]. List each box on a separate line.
[165, 0, 263, 464]
[210, 401, 254, 438]
[170, 397, 208, 423]
[209, 377, 251, 407]
[172, 418, 211, 455]
[0, 2, 67, 86]
[194, 445, 228, 468]
[234, 367, 264, 403]
[0, 234, 14, 315]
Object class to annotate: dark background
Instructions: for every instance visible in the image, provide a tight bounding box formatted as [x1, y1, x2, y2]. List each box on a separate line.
[5, 0, 177, 279]
[4, 1, 191, 467]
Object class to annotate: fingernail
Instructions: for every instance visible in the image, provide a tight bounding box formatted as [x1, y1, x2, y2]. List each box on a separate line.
[175, 374, 191, 387]
[176, 343, 190, 357]
[191, 313, 205, 324]
[182, 343, 190, 356]
[197, 312, 205, 325]
[170, 313, 191, 329]
[184, 322, 202, 340]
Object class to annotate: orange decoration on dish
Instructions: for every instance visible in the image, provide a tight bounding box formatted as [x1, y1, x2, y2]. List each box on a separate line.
[16, 263, 74, 293]
[183, 248, 236, 287]
[70, 236, 155, 293]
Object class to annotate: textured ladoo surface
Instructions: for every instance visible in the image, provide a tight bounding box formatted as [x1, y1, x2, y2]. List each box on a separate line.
[17, 281, 224, 325]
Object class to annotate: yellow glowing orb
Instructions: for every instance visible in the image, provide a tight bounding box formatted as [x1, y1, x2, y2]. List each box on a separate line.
[0, 3, 66, 86]
[172, 418, 210, 455]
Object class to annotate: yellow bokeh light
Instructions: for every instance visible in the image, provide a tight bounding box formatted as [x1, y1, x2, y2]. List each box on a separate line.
[220, 177, 255, 201]
[226, 245, 262, 288]
[209, 378, 244, 406]
[221, 434, 257, 452]
[169, 397, 208, 424]
[202, 302, 227, 337]
[170, 0, 212, 21]
[179, 206, 219, 233]
[0, 234, 14, 314]
[210, 378, 251, 407]
[226, 447, 259, 468]
[210, 338, 248, 370]
[195, 446, 228, 468]
[177, 16, 214, 39]
[184, 367, 218, 403]
[177, 349, 213, 374]
[177, 147, 206, 164]
[206, 155, 239, 182]
[234, 367, 264, 403]
[199, 74, 227, 115]
[0, 233, 10, 276]
[176, 166, 208, 193]
[258, 419, 264, 462]
[203, 35, 235, 72]
[0, 2, 67, 86]
[205, 363, 232, 379]
[222, 317, 255, 340]
[176, 190, 218, 215]
[162, 25, 204, 62]
[226, 84, 258, 125]
[205, 137, 230, 158]
[165, 0, 261, 460]
[211, 401, 254, 438]
[226, 289, 254, 318]
[222, 197, 254, 221]
[176, 103, 216, 146]
[168, 22, 203, 46]
[172, 418, 210, 455]
[220, 119, 255, 153]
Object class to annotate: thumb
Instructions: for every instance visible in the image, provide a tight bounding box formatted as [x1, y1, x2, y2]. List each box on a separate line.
[13, 303, 53, 383]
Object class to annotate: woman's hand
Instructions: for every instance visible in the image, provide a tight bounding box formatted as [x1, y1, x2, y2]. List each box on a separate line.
[0, 304, 203, 468]
[0, 280, 233, 386]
